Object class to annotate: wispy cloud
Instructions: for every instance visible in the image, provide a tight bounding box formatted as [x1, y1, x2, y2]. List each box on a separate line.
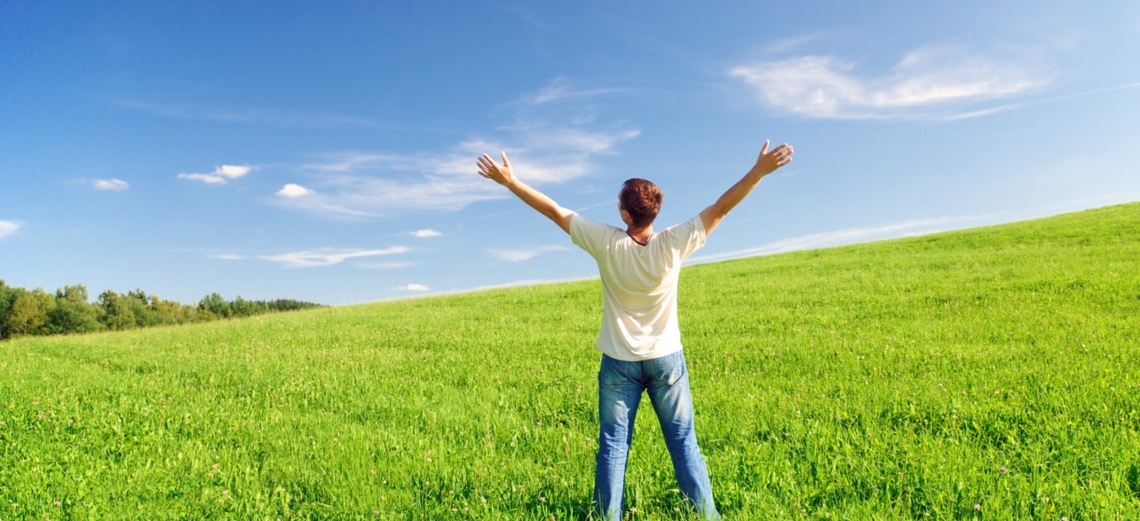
[939, 103, 1024, 121]
[411, 229, 441, 238]
[276, 108, 638, 219]
[178, 165, 252, 185]
[357, 261, 414, 270]
[0, 220, 20, 240]
[941, 81, 1140, 122]
[208, 253, 246, 261]
[486, 245, 569, 262]
[731, 45, 1050, 119]
[93, 178, 129, 191]
[117, 99, 391, 128]
[266, 78, 638, 219]
[259, 246, 410, 268]
[398, 283, 430, 292]
[690, 215, 996, 264]
[526, 77, 631, 105]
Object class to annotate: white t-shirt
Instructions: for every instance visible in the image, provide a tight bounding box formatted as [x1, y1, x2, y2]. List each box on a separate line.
[569, 213, 707, 361]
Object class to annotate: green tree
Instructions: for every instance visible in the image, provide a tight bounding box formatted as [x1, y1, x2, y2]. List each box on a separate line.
[99, 290, 137, 331]
[230, 296, 268, 317]
[0, 280, 27, 339]
[45, 285, 104, 335]
[124, 289, 164, 327]
[198, 292, 232, 318]
[7, 288, 55, 337]
[55, 284, 89, 304]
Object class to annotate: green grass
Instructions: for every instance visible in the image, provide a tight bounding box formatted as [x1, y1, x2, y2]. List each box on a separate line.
[3, 203, 1140, 520]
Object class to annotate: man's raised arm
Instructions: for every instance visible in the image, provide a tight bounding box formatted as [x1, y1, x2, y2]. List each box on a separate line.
[478, 152, 574, 234]
[699, 140, 794, 236]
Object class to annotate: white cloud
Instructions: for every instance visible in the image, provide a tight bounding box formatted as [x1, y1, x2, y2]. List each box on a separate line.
[280, 128, 637, 218]
[399, 283, 430, 292]
[411, 229, 442, 238]
[259, 246, 409, 268]
[0, 220, 19, 240]
[93, 178, 129, 191]
[486, 245, 569, 262]
[275, 82, 639, 219]
[277, 183, 314, 198]
[526, 77, 630, 105]
[208, 253, 246, 260]
[731, 46, 1049, 119]
[178, 164, 252, 185]
[357, 261, 415, 269]
[117, 99, 390, 128]
[940, 103, 1023, 122]
[690, 215, 996, 264]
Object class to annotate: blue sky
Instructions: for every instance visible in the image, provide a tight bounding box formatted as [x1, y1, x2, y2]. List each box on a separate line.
[2, 1, 1138, 306]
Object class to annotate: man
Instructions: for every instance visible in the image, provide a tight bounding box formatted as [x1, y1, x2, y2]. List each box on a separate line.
[476, 140, 794, 520]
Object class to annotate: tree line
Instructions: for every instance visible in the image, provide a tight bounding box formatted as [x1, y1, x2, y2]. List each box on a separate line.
[0, 280, 324, 340]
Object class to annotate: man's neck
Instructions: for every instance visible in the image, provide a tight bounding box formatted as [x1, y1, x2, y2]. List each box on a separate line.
[626, 225, 653, 245]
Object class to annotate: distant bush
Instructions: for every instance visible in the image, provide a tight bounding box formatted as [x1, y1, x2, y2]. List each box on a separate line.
[0, 280, 324, 339]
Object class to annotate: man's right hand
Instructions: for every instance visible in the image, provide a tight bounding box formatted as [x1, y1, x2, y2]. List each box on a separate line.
[476, 151, 574, 234]
[478, 152, 515, 186]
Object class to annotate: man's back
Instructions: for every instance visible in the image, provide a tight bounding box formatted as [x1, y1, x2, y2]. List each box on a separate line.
[569, 213, 706, 362]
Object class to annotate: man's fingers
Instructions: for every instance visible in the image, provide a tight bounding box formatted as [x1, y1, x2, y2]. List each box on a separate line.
[760, 140, 770, 155]
[501, 151, 510, 167]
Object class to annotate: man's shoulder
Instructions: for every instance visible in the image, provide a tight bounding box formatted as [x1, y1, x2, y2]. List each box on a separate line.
[655, 215, 706, 253]
[572, 214, 620, 233]
[659, 214, 706, 236]
[571, 214, 622, 252]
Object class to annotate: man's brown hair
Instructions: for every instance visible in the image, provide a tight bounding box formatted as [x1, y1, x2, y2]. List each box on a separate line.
[619, 178, 663, 228]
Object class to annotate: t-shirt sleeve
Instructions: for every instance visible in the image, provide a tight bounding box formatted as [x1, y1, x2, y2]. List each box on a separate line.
[570, 214, 612, 257]
[665, 214, 707, 261]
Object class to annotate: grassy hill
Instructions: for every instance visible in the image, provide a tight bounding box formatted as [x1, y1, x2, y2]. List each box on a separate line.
[3, 203, 1139, 520]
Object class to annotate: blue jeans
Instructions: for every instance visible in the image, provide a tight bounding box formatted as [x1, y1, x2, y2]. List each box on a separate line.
[593, 351, 720, 521]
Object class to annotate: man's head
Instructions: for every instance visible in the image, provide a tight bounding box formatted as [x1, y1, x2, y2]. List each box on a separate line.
[618, 178, 662, 228]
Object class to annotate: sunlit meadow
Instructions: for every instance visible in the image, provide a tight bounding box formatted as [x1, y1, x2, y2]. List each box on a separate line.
[3, 203, 1139, 519]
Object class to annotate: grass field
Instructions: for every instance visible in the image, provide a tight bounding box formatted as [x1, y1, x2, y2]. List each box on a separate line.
[3, 203, 1140, 520]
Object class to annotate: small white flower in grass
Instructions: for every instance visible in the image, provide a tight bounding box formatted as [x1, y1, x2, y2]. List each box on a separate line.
[999, 466, 1007, 474]
[974, 504, 980, 511]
